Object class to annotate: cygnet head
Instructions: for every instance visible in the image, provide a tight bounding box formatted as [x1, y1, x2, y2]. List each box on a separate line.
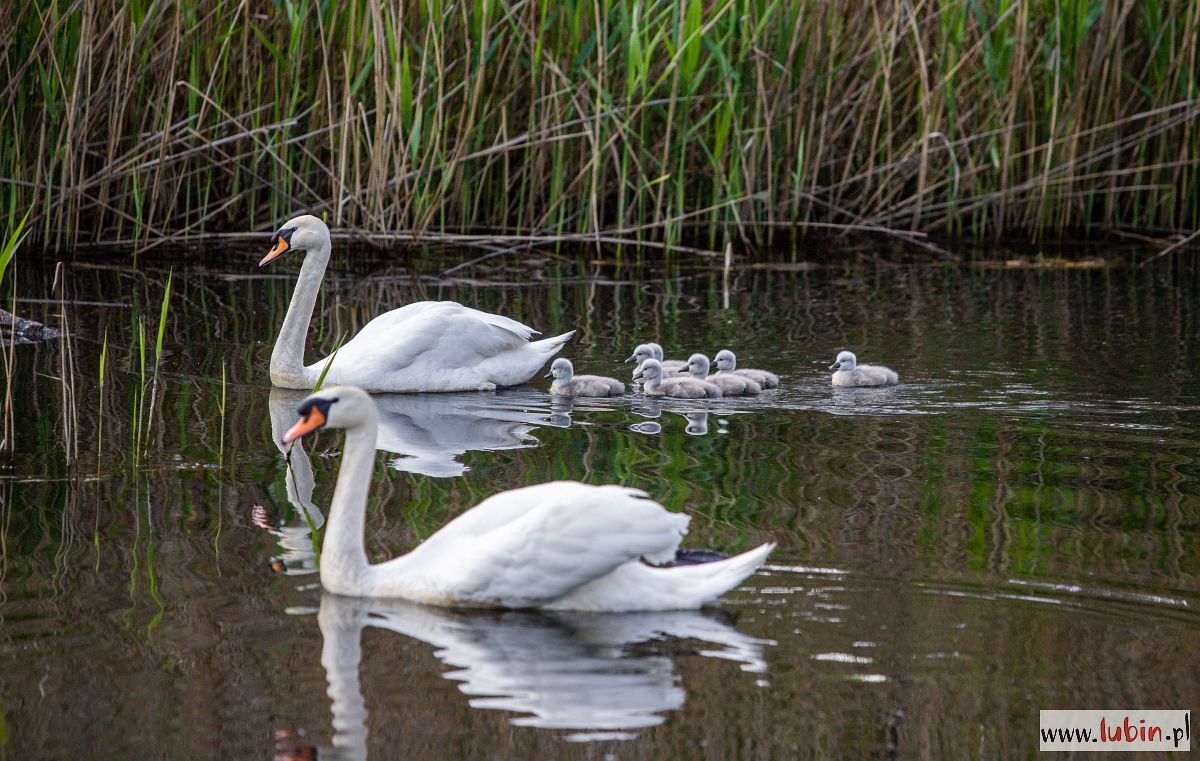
[282, 385, 374, 442]
[712, 349, 737, 371]
[632, 358, 664, 382]
[545, 357, 574, 380]
[681, 353, 711, 378]
[625, 343, 656, 365]
[647, 343, 666, 361]
[830, 351, 857, 371]
[260, 214, 331, 267]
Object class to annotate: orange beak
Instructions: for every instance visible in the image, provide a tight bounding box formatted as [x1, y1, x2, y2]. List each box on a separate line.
[283, 408, 325, 443]
[260, 237, 289, 267]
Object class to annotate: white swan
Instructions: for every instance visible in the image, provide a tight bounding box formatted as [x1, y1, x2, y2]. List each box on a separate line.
[625, 343, 687, 374]
[545, 358, 624, 397]
[284, 386, 773, 609]
[633, 359, 722, 399]
[680, 353, 760, 396]
[712, 349, 780, 389]
[830, 350, 898, 387]
[261, 214, 574, 391]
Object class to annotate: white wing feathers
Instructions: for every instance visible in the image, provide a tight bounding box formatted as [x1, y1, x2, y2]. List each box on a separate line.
[330, 302, 539, 377]
[395, 482, 690, 607]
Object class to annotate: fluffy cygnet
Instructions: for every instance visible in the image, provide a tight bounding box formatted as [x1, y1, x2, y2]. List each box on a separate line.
[829, 350, 898, 387]
[680, 353, 760, 396]
[634, 359, 721, 399]
[710, 350, 779, 389]
[545, 358, 624, 397]
[625, 342, 687, 374]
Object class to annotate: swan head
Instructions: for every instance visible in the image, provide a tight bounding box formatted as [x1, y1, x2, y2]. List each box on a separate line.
[632, 358, 663, 381]
[283, 385, 373, 442]
[545, 357, 574, 380]
[712, 349, 737, 371]
[260, 214, 330, 267]
[830, 351, 857, 371]
[625, 343, 656, 365]
[681, 353, 710, 378]
[647, 342, 666, 361]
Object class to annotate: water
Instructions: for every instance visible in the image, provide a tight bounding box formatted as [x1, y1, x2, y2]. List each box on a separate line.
[1, 249, 1198, 759]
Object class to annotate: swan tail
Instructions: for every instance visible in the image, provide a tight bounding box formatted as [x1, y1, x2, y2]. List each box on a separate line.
[530, 330, 575, 358]
[545, 542, 775, 612]
[660, 542, 776, 605]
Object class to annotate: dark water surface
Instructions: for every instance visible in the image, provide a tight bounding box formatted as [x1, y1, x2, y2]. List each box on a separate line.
[1, 249, 1198, 759]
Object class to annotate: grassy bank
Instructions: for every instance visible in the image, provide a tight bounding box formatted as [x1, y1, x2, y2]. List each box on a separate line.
[3, 0, 1198, 252]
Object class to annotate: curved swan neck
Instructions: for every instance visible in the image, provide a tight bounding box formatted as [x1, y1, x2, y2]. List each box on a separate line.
[270, 239, 331, 386]
[320, 416, 379, 593]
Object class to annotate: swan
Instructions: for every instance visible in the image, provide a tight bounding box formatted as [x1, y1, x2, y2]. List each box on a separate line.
[633, 359, 722, 399]
[260, 214, 575, 392]
[284, 385, 773, 609]
[712, 349, 779, 389]
[625, 343, 686, 374]
[830, 350, 898, 387]
[679, 353, 760, 396]
[545, 358, 624, 397]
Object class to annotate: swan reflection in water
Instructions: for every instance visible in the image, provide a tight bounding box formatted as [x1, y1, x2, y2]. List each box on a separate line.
[312, 592, 772, 757]
[629, 398, 713, 436]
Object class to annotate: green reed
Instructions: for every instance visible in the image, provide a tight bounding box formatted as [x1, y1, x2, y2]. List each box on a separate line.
[130, 270, 172, 464]
[2, 1, 1198, 250]
[0, 209, 30, 451]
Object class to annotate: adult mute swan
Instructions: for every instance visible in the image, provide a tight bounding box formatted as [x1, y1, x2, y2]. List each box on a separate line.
[284, 386, 774, 610]
[830, 350, 899, 387]
[261, 214, 574, 392]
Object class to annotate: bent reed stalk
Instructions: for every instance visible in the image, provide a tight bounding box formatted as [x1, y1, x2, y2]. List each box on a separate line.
[2, 0, 1198, 252]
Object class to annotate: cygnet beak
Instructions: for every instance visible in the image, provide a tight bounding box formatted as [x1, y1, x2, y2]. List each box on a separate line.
[624, 354, 637, 363]
[543, 370, 553, 378]
[829, 361, 840, 370]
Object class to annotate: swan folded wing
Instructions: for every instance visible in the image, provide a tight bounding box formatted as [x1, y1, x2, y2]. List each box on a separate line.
[401, 482, 690, 607]
[328, 306, 538, 379]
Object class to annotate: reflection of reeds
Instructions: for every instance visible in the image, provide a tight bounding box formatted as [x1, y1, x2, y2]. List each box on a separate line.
[4, 3, 1199, 250]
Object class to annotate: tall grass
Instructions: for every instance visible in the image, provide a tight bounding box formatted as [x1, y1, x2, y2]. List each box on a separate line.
[1, 0, 1198, 251]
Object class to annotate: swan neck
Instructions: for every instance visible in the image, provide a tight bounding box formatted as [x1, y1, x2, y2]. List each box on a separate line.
[271, 240, 330, 386]
[320, 418, 378, 593]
